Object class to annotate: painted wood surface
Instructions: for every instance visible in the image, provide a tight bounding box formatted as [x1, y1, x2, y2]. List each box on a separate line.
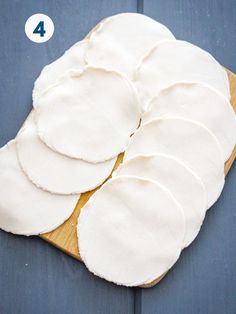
[0, 1, 235, 313]
[140, 1, 236, 312]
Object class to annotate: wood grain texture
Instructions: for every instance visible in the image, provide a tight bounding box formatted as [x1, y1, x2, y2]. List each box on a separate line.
[40, 69, 236, 288]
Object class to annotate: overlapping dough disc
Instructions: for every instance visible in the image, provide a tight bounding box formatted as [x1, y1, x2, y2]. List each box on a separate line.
[142, 83, 236, 161]
[16, 114, 116, 194]
[0, 140, 78, 235]
[85, 17, 108, 40]
[134, 40, 230, 108]
[35, 67, 141, 162]
[85, 13, 175, 79]
[33, 40, 88, 105]
[78, 176, 185, 286]
[124, 117, 225, 208]
[114, 154, 207, 247]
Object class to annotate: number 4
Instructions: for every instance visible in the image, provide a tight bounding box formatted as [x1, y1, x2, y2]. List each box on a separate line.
[33, 21, 46, 37]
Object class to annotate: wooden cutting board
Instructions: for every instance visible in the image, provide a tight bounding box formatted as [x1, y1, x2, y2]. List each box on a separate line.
[39, 69, 236, 288]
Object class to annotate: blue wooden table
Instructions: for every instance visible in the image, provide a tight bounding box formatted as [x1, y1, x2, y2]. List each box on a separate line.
[0, 1, 235, 313]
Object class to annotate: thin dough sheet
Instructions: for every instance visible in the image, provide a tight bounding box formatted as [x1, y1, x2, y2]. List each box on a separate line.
[124, 117, 225, 208]
[134, 40, 230, 109]
[35, 67, 141, 162]
[16, 113, 116, 194]
[0, 140, 78, 236]
[86, 13, 175, 79]
[78, 176, 185, 286]
[114, 154, 207, 247]
[142, 83, 236, 161]
[33, 40, 88, 106]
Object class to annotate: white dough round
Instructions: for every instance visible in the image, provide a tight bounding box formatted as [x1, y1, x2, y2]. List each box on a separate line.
[33, 40, 88, 106]
[124, 117, 225, 208]
[16, 114, 116, 194]
[114, 154, 207, 247]
[78, 176, 185, 286]
[142, 83, 236, 161]
[85, 17, 108, 40]
[85, 13, 175, 79]
[35, 67, 141, 162]
[0, 140, 78, 236]
[134, 40, 230, 108]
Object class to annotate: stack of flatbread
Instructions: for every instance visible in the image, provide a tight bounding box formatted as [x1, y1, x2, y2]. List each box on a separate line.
[0, 13, 235, 287]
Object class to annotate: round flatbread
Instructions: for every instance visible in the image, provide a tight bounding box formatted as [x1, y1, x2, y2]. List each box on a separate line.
[35, 67, 141, 162]
[85, 17, 108, 40]
[124, 117, 225, 208]
[85, 13, 175, 79]
[0, 140, 79, 235]
[33, 40, 88, 106]
[16, 113, 116, 194]
[114, 154, 207, 247]
[142, 83, 236, 161]
[134, 40, 230, 109]
[78, 176, 185, 286]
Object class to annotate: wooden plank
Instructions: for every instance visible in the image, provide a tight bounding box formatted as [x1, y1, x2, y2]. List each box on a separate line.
[40, 69, 236, 288]
[0, 1, 137, 314]
[140, 1, 236, 313]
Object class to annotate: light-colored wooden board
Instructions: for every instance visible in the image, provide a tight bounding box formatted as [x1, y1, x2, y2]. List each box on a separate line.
[39, 69, 236, 288]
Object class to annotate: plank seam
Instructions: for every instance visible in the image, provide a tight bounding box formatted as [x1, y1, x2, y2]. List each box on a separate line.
[137, 0, 143, 14]
[134, 288, 142, 314]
